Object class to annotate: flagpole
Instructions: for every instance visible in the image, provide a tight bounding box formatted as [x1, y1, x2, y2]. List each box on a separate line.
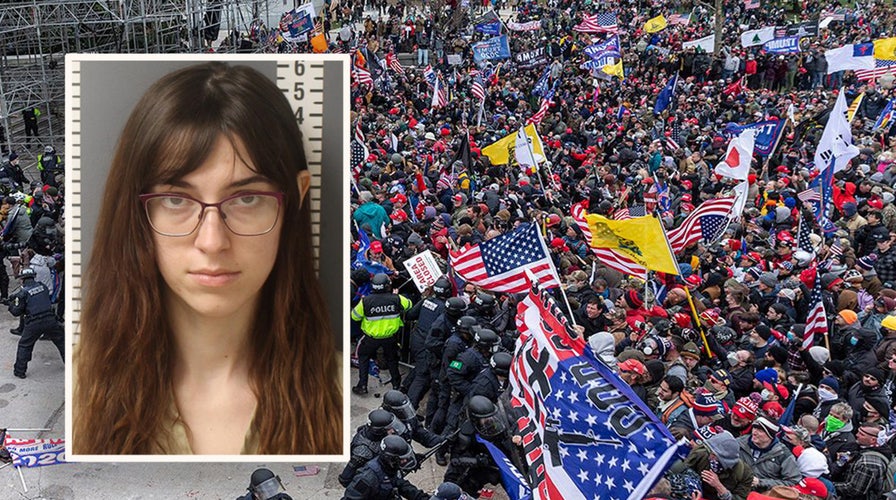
[534, 218, 578, 328]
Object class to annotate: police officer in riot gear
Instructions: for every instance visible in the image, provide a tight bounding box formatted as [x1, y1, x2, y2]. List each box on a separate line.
[382, 390, 444, 449]
[342, 435, 428, 500]
[429, 482, 471, 500]
[10, 267, 63, 378]
[236, 468, 292, 500]
[422, 297, 467, 428]
[445, 329, 501, 434]
[468, 351, 513, 402]
[430, 316, 478, 434]
[351, 273, 413, 395]
[339, 408, 408, 487]
[402, 276, 451, 407]
[444, 396, 517, 496]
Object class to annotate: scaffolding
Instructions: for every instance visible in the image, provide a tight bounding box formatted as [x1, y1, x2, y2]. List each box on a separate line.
[0, 0, 295, 171]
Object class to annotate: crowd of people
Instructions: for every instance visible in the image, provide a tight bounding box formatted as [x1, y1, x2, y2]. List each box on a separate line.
[0, 149, 65, 381]
[339, 0, 896, 498]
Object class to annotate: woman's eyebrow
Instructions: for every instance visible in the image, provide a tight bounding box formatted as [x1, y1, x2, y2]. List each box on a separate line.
[162, 175, 274, 189]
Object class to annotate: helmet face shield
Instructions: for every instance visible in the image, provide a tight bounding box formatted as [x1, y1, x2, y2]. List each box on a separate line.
[474, 413, 506, 438]
[397, 446, 418, 473]
[390, 400, 417, 421]
[251, 477, 283, 500]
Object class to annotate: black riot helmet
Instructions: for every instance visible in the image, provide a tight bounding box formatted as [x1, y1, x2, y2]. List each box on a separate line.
[472, 292, 496, 313]
[431, 482, 471, 500]
[467, 395, 506, 438]
[456, 316, 479, 340]
[371, 273, 391, 293]
[474, 328, 501, 354]
[382, 390, 416, 421]
[432, 276, 452, 299]
[246, 468, 290, 500]
[490, 352, 513, 378]
[366, 408, 406, 441]
[19, 267, 36, 280]
[445, 297, 468, 321]
[379, 435, 417, 473]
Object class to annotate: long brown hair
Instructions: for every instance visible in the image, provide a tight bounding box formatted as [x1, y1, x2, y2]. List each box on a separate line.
[73, 62, 342, 454]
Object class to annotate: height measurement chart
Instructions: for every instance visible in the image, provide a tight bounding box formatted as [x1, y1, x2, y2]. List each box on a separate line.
[64, 56, 351, 454]
[276, 59, 325, 266]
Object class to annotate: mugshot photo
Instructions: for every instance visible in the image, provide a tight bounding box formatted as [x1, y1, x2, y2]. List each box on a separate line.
[65, 54, 349, 459]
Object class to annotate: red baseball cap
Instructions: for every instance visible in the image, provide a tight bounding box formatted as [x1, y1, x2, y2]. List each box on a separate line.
[793, 478, 827, 498]
[618, 359, 647, 376]
[370, 241, 383, 253]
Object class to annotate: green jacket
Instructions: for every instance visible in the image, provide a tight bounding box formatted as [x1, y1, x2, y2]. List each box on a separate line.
[671, 443, 753, 500]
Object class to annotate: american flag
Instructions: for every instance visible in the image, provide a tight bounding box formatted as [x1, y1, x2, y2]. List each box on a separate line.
[796, 214, 816, 255]
[352, 65, 373, 86]
[803, 271, 828, 349]
[449, 222, 560, 293]
[571, 203, 648, 279]
[797, 188, 822, 204]
[510, 277, 686, 500]
[471, 72, 487, 101]
[667, 13, 691, 25]
[665, 137, 681, 152]
[613, 205, 646, 220]
[528, 86, 555, 125]
[666, 197, 736, 253]
[431, 74, 448, 109]
[829, 239, 844, 257]
[573, 12, 619, 33]
[386, 52, 405, 76]
[768, 226, 777, 247]
[856, 59, 896, 81]
[350, 120, 369, 180]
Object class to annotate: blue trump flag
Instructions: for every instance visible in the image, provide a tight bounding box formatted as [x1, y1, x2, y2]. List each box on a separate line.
[476, 20, 502, 35]
[352, 227, 393, 281]
[477, 435, 532, 500]
[509, 277, 687, 500]
[722, 120, 786, 157]
[532, 67, 551, 97]
[473, 35, 511, 63]
[653, 73, 678, 115]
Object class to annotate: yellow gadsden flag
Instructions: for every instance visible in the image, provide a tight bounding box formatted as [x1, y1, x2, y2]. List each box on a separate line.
[481, 123, 545, 166]
[603, 60, 624, 79]
[585, 213, 679, 274]
[644, 15, 668, 34]
[874, 37, 896, 61]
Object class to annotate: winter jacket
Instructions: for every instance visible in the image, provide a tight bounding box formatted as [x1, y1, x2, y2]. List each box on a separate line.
[736, 436, 802, 490]
[671, 442, 754, 500]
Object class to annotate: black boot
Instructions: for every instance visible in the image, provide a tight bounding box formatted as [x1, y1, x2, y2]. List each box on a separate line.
[352, 385, 368, 395]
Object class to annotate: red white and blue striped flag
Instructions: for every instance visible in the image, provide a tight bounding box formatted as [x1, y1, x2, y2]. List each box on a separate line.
[386, 52, 405, 76]
[510, 276, 686, 499]
[856, 59, 896, 81]
[666, 197, 736, 252]
[449, 222, 560, 293]
[573, 12, 618, 33]
[803, 270, 828, 349]
[471, 72, 487, 101]
[528, 86, 555, 125]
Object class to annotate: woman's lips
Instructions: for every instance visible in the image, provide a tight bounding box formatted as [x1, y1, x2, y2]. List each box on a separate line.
[188, 270, 240, 287]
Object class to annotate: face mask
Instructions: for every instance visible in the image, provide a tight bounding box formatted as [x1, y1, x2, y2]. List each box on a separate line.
[818, 387, 838, 402]
[850, 336, 859, 346]
[825, 415, 847, 433]
[709, 457, 723, 473]
[761, 389, 772, 400]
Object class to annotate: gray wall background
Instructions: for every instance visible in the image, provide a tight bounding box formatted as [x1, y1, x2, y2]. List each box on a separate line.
[78, 58, 345, 348]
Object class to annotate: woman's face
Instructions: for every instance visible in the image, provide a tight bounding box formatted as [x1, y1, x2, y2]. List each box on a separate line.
[150, 136, 284, 321]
